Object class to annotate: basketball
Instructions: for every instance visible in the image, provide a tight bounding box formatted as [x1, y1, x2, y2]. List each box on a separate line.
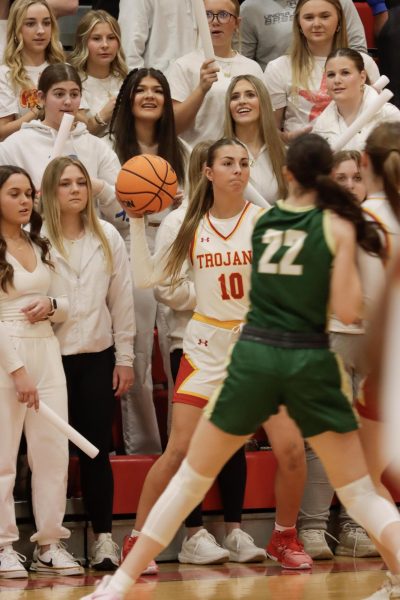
[116, 154, 178, 216]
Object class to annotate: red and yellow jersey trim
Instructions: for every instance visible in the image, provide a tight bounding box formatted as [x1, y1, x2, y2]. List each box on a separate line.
[193, 312, 243, 330]
[206, 201, 251, 241]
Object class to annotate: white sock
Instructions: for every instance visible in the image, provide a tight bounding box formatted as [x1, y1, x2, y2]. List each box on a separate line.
[108, 568, 134, 595]
[130, 527, 140, 537]
[275, 522, 296, 532]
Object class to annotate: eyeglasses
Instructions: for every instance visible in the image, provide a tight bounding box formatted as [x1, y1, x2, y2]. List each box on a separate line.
[206, 10, 237, 24]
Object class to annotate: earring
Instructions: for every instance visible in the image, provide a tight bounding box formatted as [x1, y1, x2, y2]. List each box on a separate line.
[361, 83, 365, 91]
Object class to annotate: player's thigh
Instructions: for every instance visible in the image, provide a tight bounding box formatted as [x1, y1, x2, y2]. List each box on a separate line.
[166, 402, 203, 458]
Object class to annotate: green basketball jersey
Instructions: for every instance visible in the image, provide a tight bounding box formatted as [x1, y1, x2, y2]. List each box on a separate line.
[247, 200, 334, 333]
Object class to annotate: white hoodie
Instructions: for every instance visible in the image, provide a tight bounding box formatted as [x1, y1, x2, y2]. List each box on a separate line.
[312, 85, 400, 151]
[0, 120, 128, 235]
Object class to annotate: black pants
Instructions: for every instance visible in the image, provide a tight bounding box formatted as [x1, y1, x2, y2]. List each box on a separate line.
[170, 349, 247, 528]
[63, 347, 115, 533]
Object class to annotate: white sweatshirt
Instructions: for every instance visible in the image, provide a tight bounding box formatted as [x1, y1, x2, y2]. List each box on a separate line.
[312, 85, 400, 152]
[0, 120, 128, 235]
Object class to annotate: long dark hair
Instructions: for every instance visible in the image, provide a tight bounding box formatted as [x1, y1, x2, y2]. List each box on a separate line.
[109, 68, 187, 185]
[287, 134, 384, 258]
[0, 166, 53, 292]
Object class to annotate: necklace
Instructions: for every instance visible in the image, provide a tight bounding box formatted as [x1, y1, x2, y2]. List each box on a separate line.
[215, 50, 237, 78]
[91, 74, 119, 99]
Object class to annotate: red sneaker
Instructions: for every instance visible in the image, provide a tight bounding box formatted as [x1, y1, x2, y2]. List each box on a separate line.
[266, 528, 313, 569]
[120, 535, 158, 575]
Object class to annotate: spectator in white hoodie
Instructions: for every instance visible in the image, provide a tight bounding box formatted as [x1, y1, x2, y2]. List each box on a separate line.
[0, 62, 127, 235]
[312, 48, 400, 151]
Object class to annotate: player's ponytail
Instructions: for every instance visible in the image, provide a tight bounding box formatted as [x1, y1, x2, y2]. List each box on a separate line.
[364, 122, 400, 223]
[287, 134, 384, 258]
[166, 138, 247, 283]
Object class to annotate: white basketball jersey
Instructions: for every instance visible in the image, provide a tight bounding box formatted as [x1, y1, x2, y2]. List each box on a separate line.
[363, 194, 400, 259]
[189, 202, 264, 322]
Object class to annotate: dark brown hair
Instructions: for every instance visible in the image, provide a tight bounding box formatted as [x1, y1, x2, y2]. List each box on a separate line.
[0, 165, 53, 292]
[109, 68, 187, 186]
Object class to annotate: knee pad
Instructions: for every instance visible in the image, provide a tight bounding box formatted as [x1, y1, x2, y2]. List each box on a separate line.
[142, 459, 214, 547]
[336, 475, 400, 542]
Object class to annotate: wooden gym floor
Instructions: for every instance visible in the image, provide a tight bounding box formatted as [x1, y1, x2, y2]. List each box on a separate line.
[0, 557, 389, 600]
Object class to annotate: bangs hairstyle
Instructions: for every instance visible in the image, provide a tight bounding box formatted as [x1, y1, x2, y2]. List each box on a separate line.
[110, 67, 187, 186]
[5, 0, 65, 92]
[333, 149, 362, 170]
[69, 10, 128, 81]
[41, 157, 113, 271]
[166, 137, 248, 283]
[224, 74, 287, 198]
[287, 133, 384, 258]
[365, 122, 400, 222]
[0, 165, 52, 292]
[290, 0, 348, 92]
[38, 62, 82, 95]
[326, 47, 370, 85]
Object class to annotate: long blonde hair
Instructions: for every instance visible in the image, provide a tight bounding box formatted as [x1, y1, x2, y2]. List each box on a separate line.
[69, 9, 128, 81]
[5, 0, 65, 92]
[187, 140, 212, 199]
[290, 0, 348, 92]
[41, 156, 113, 271]
[167, 138, 247, 283]
[224, 74, 286, 198]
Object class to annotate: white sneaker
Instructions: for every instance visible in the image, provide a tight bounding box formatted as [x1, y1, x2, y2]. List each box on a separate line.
[336, 523, 379, 557]
[223, 529, 266, 563]
[90, 534, 119, 571]
[362, 573, 400, 599]
[298, 529, 334, 560]
[30, 543, 84, 575]
[178, 529, 230, 565]
[80, 575, 123, 600]
[0, 546, 28, 579]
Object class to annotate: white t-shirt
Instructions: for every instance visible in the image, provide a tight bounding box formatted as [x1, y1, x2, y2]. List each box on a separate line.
[0, 62, 48, 118]
[312, 85, 400, 151]
[264, 53, 380, 132]
[167, 49, 264, 147]
[80, 73, 122, 143]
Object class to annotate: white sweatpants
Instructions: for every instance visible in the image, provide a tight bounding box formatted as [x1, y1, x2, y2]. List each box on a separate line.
[0, 321, 70, 546]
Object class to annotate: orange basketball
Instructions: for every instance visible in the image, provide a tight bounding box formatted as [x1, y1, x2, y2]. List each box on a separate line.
[116, 154, 178, 216]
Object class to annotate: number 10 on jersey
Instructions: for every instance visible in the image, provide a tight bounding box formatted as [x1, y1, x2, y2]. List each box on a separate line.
[218, 272, 244, 300]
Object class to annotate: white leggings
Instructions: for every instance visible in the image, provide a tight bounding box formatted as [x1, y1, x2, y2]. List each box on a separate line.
[0, 321, 69, 546]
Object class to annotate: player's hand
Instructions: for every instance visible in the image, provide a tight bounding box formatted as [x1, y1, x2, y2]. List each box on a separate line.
[11, 366, 39, 410]
[112, 365, 134, 397]
[21, 296, 53, 323]
[199, 59, 219, 93]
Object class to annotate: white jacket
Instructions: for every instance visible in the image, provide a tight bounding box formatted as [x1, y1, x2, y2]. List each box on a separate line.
[119, 0, 198, 72]
[313, 85, 400, 151]
[0, 120, 128, 235]
[43, 220, 135, 366]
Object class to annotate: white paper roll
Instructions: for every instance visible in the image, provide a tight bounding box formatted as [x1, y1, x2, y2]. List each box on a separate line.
[245, 182, 271, 209]
[38, 401, 99, 459]
[331, 88, 394, 152]
[372, 75, 390, 93]
[50, 113, 75, 159]
[192, 0, 215, 60]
